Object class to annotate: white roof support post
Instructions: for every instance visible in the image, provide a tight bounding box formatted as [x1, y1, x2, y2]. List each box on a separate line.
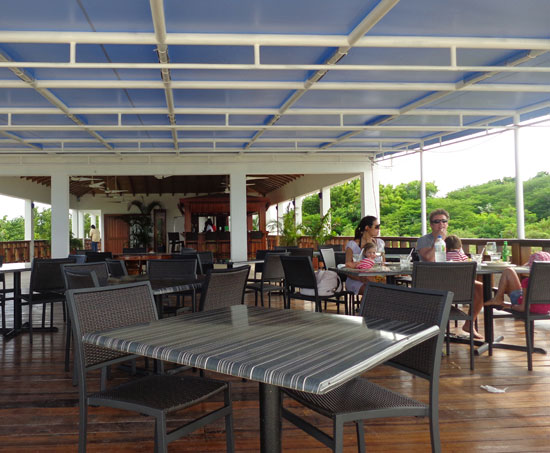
[24, 199, 34, 261]
[294, 195, 304, 229]
[70, 209, 79, 241]
[320, 186, 331, 225]
[360, 162, 380, 218]
[514, 114, 526, 239]
[77, 210, 85, 240]
[420, 144, 427, 235]
[50, 173, 70, 258]
[230, 170, 248, 262]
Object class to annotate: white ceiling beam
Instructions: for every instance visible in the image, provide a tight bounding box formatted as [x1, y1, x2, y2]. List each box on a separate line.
[1, 31, 550, 51]
[2, 61, 550, 74]
[0, 107, 517, 116]
[3, 79, 550, 92]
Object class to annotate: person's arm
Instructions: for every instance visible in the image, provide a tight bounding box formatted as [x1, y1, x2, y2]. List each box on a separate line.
[418, 246, 435, 262]
[345, 244, 355, 267]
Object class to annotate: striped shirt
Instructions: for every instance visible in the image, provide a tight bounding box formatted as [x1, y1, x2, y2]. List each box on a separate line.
[357, 258, 375, 269]
[446, 249, 468, 262]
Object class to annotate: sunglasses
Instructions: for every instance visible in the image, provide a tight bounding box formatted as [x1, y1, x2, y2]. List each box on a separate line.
[431, 219, 448, 224]
[365, 224, 381, 231]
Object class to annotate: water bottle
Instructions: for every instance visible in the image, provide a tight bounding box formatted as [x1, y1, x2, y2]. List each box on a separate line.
[502, 241, 510, 262]
[434, 235, 446, 262]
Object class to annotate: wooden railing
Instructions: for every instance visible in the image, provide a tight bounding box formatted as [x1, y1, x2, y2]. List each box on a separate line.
[2, 236, 549, 264]
[267, 235, 550, 266]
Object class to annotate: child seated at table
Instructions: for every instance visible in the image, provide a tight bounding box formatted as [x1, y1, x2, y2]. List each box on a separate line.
[445, 235, 469, 261]
[357, 242, 377, 270]
[445, 234, 484, 339]
[485, 251, 550, 313]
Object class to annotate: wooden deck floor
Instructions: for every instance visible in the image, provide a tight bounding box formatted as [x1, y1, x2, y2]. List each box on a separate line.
[1, 275, 549, 452]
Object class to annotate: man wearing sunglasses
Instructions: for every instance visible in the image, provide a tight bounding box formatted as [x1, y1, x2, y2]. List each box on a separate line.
[417, 209, 449, 262]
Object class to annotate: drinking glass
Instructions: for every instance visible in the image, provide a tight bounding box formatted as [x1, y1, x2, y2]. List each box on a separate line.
[399, 254, 411, 270]
[471, 253, 483, 264]
[353, 253, 362, 262]
[486, 242, 497, 260]
[490, 252, 501, 262]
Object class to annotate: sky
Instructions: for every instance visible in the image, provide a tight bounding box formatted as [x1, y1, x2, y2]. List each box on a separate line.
[1, 117, 549, 221]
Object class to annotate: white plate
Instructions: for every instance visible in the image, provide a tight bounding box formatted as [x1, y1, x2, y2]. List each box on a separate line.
[482, 261, 515, 268]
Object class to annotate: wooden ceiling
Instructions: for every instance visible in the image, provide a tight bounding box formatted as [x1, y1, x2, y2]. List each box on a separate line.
[23, 175, 303, 199]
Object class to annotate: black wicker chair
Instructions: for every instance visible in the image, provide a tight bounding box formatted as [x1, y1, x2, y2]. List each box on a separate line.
[491, 261, 550, 370]
[412, 261, 477, 370]
[62, 262, 110, 286]
[281, 282, 453, 453]
[84, 251, 113, 262]
[105, 258, 128, 278]
[199, 266, 250, 312]
[65, 282, 234, 453]
[0, 255, 6, 331]
[20, 257, 76, 343]
[197, 251, 215, 274]
[246, 253, 285, 307]
[280, 255, 349, 314]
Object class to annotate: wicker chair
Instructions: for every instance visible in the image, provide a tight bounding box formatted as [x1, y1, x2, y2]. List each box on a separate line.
[280, 255, 349, 314]
[65, 282, 234, 453]
[105, 259, 128, 278]
[246, 253, 285, 307]
[199, 266, 250, 312]
[197, 251, 215, 274]
[491, 261, 550, 370]
[62, 262, 110, 286]
[84, 251, 113, 262]
[147, 259, 198, 315]
[281, 282, 453, 453]
[412, 261, 477, 370]
[20, 257, 76, 343]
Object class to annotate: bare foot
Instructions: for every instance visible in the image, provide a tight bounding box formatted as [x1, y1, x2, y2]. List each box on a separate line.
[462, 322, 484, 340]
[484, 299, 503, 307]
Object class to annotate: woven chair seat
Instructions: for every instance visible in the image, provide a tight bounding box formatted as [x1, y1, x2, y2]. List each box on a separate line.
[91, 374, 228, 412]
[284, 378, 426, 418]
[246, 281, 282, 292]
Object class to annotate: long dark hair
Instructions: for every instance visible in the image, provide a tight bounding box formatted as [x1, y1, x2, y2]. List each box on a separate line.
[354, 216, 378, 240]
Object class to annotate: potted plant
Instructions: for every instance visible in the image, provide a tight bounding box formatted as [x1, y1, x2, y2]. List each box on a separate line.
[125, 199, 163, 250]
[299, 209, 335, 248]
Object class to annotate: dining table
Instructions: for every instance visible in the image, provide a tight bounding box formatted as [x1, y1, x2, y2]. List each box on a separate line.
[1, 262, 32, 340]
[83, 304, 440, 453]
[335, 262, 541, 356]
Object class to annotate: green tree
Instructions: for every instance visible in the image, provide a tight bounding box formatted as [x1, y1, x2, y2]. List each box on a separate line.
[0, 215, 24, 241]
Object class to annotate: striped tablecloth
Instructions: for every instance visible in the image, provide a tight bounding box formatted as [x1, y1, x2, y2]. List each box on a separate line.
[84, 305, 438, 394]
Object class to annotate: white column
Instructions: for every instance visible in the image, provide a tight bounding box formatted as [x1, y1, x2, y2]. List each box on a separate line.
[294, 195, 304, 227]
[420, 146, 427, 235]
[77, 211, 85, 240]
[71, 209, 79, 239]
[320, 187, 331, 218]
[98, 213, 104, 252]
[514, 115, 525, 239]
[277, 202, 285, 232]
[360, 162, 380, 218]
[50, 172, 70, 258]
[230, 171, 248, 261]
[24, 199, 34, 260]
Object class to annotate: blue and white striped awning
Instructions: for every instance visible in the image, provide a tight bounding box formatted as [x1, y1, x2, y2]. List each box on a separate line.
[0, 0, 549, 158]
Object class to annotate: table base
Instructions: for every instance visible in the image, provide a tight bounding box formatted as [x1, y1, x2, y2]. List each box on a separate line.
[2, 322, 58, 341]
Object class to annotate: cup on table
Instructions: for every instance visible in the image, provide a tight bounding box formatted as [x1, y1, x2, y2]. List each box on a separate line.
[490, 252, 501, 262]
[471, 253, 483, 264]
[399, 254, 411, 270]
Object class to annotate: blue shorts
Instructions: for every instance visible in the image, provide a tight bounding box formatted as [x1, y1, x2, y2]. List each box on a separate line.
[509, 289, 523, 305]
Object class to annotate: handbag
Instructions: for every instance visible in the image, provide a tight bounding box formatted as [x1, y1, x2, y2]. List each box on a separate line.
[301, 270, 342, 296]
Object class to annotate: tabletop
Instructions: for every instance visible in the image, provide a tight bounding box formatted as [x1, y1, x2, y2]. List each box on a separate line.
[84, 305, 439, 394]
[0, 262, 32, 273]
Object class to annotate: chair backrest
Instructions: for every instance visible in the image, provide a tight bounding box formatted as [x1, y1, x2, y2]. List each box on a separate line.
[280, 255, 316, 290]
[105, 259, 128, 278]
[334, 251, 346, 266]
[30, 258, 77, 292]
[199, 266, 250, 311]
[63, 268, 100, 290]
[319, 248, 336, 269]
[65, 282, 158, 380]
[84, 251, 113, 262]
[385, 247, 415, 262]
[198, 251, 214, 274]
[0, 255, 3, 266]
[147, 258, 197, 280]
[179, 247, 197, 254]
[412, 261, 476, 304]
[289, 247, 313, 258]
[62, 262, 110, 287]
[68, 254, 87, 264]
[319, 244, 342, 252]
[167, 232, 180, 242]
[262, 253, 286, 282]
[524, 261, 550, 311]
[359, 283, 453, 378]
[171, 252, 203, 274]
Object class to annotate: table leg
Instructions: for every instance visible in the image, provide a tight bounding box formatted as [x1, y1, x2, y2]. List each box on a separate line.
[3, 271, 21, 339]
[259, 383, 282, 453]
